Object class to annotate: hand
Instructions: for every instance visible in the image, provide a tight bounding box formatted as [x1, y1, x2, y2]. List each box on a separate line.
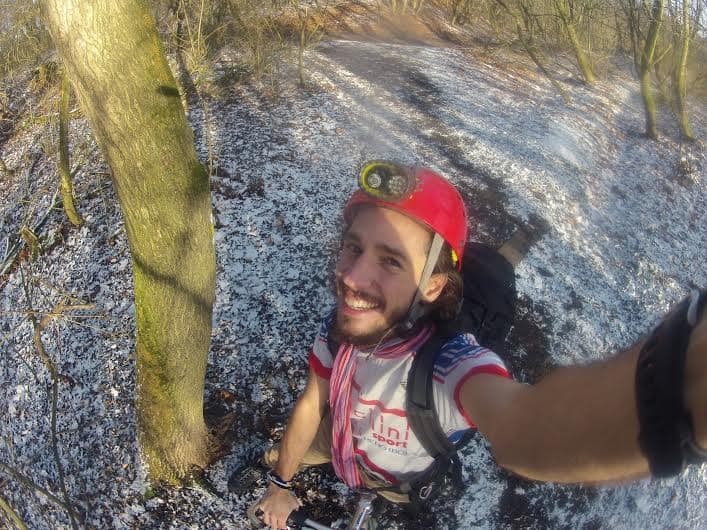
[255, 483, 302, 529]
[685, 308, 707, 449]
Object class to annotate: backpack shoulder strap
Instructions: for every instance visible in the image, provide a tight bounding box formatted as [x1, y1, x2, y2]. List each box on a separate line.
[399, 333, 466, 511]
[406, 334, 456, 459]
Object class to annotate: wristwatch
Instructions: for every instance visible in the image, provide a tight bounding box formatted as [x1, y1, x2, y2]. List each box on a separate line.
[266, 469, 294, 490]
[635, 289, 707, 477]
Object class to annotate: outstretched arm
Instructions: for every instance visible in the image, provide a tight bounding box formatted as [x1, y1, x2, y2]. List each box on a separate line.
[461, 303, 707, 484]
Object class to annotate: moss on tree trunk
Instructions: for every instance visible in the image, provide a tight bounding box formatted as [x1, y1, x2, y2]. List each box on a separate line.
[42, 0, 217, 483]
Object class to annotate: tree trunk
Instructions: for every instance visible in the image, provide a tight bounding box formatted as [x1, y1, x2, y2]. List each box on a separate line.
[565, 21, 597, 84]
[495, 0, 571, 103]
[58, 69, 83, 227]
[627, 1, 642, 75]
[41, 0, 217, 483]
[298, 17, 306, 88]
[673, 0, 693, 140]
[298, 42, 306, 87]
[553, 0, 596, 84]
[639, 0, 663, 139]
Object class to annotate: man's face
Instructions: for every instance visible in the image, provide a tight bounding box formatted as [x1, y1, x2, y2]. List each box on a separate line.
[333, 205, 433, 346]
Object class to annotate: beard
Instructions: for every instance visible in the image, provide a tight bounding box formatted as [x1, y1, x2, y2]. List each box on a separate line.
[330, 281, 409, 347]
[331, 312, 398, 347]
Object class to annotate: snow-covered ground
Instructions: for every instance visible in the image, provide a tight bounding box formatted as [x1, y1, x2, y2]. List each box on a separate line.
[1, 36, 706, 529]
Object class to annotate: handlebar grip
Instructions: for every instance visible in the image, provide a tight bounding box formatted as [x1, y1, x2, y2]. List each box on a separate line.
[288, 509, 309, 526]
[289, 509, 336, 530]
[248, 504, 334, 530]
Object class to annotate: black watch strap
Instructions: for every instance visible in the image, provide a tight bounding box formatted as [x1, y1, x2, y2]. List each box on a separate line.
[635, 289, 707, 477]
[266, 469, 293, 490]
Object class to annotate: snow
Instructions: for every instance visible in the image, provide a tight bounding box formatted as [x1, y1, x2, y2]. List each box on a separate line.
[1, 35, 706, 530]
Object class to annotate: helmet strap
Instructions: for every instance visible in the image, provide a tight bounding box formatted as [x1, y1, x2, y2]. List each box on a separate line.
[403, 232, 445, 330]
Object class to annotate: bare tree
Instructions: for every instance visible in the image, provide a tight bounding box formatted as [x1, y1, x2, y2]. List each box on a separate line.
[41, 0, 217, 483]
[552, 0, 597, 84]
[619, 0, 646, 74]
[0, 1, 51, 77]
[449, 0, 472, 26]
[671, 0, 698, 140]
[292, 1, 323, 88]
[495, 0, 571, 102]
[639, 0, 664, 139]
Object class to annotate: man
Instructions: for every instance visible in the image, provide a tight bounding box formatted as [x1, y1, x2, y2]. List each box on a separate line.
[252, 161, 707, 529]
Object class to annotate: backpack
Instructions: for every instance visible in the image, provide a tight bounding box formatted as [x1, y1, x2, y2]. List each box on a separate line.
[399, 242, 517, 511]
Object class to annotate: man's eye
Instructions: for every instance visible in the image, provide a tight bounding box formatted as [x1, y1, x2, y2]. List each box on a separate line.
[382, 257, 402, 269]
[344, 242, 361, 254]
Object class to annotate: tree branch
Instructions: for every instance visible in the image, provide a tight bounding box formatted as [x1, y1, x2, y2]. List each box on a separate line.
[0, 493, 28, 530]
[0, 189, 60, 276]
[19, 268, 80, 530]
[0, 461, 69, 511]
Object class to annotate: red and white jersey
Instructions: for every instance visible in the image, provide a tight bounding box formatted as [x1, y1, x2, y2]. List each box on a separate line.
[308, 320, 509, 485]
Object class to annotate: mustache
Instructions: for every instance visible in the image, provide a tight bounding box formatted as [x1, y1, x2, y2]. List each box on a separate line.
[336, 281, 384, 308]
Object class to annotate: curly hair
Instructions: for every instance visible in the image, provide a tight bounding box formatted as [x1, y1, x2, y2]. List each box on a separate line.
[425, 242, 463, 323]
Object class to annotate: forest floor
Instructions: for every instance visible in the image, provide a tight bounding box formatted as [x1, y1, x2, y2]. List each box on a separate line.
[1, 3, 706, 529]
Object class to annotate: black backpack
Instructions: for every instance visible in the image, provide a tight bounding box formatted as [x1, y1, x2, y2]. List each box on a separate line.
[399, 242, 517, 510]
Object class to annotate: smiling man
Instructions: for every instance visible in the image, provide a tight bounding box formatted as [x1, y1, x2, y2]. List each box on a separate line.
[250, 161, 707, 530]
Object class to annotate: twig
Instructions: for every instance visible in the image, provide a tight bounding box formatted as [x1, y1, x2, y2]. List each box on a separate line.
[0, 157, 14, 179]
[1, 189, 60, 276]
[0, 295, 43, 383]
[0, 461, 68, 510]
[31, 333, 80, 530]
[0, 305, 97, 321]
[0, 494, 28, 530]
[20, 267, 80, 530]
[39, 304, 97, 327]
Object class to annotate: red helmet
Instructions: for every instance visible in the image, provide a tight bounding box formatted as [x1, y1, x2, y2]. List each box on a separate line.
[343, 161, 468, 270]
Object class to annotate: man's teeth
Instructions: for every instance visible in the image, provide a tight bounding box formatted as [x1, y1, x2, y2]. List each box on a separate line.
[345, 295, 378, 310]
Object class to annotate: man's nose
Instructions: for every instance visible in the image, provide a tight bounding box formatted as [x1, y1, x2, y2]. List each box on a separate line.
[338, 254, 375, 291]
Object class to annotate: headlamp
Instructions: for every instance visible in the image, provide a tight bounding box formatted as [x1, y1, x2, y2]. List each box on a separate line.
[358, 160, 418, 202]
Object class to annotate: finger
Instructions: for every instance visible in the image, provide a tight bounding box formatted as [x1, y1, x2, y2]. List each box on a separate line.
[263, 513, 287, 530]
[247, 497, 266, 527]
[261, 513, 274, 529]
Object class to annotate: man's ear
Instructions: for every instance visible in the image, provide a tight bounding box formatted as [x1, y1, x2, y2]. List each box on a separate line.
[421, 273, 448, 303]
